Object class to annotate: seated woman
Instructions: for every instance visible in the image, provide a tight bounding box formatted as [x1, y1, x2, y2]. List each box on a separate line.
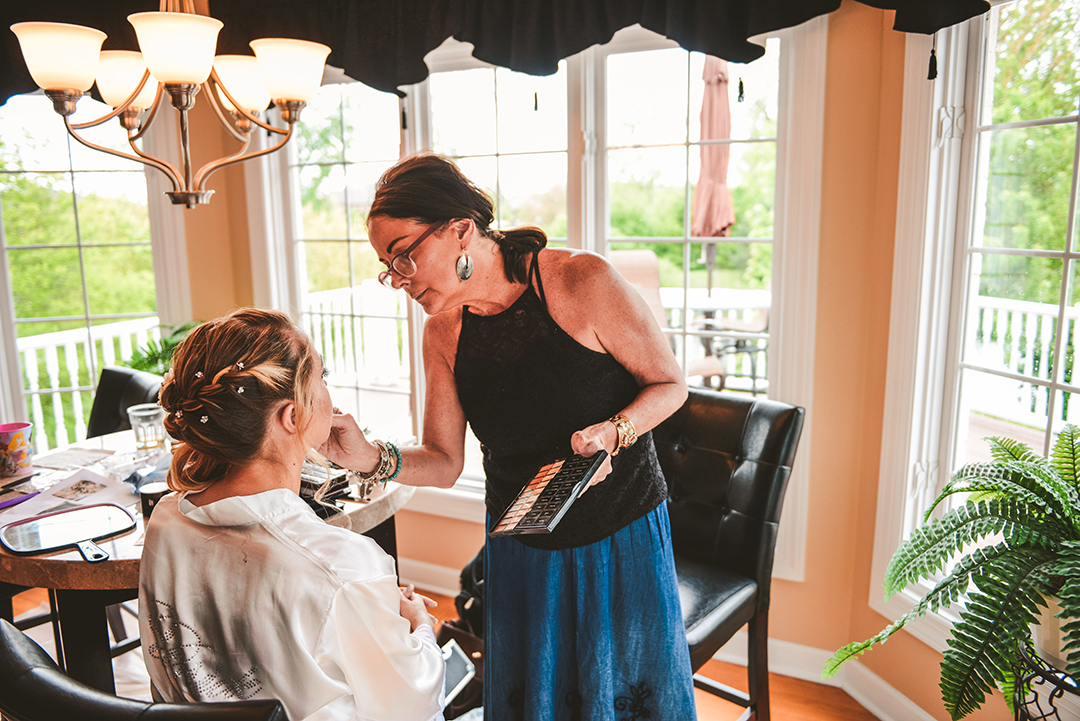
[138, 307, 445, 721]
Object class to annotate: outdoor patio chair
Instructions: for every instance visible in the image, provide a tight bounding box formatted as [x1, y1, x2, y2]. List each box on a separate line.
[0, 618, 288, 721]
[86, 366, 164, 439]
[653, 387, 805, 721]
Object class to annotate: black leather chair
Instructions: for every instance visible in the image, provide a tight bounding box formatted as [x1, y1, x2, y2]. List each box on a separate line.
[86, 365, 164, 439]
[653, 388, 805, 721]
[0, 618, 288, 721]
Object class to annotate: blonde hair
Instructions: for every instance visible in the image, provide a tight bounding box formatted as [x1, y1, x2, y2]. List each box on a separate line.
[158, 308, 321, 493]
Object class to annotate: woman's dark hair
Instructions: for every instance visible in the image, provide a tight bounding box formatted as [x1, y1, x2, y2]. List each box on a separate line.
[368, 154, 547, 284]
[158, 308, 320, 492]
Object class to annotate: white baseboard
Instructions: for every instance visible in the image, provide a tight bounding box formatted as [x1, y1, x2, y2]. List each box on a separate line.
[400, 558, 937, 721]
[714, 631, 936, 721]
[397, 557, 462, 598]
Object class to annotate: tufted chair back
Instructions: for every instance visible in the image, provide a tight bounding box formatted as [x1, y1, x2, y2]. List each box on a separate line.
[652, 387, 804, 721]
[0, 618, 288, 721]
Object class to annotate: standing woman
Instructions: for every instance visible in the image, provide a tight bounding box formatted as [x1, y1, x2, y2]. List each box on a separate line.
[323, 154, 697, 720]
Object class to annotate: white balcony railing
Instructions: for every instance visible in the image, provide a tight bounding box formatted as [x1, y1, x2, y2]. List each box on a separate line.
[18, 292, 1073, 453]
[17, 317, 162, 452]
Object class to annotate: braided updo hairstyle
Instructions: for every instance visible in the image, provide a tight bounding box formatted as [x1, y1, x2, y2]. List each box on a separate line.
[368, 153, 548, 284]
[159, 308, 321, 493]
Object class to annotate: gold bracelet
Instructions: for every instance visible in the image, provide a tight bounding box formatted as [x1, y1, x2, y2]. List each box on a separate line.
[608, 414, 637, 456]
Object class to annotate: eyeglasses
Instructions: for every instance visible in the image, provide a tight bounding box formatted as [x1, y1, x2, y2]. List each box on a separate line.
[377, 222, 442, 288]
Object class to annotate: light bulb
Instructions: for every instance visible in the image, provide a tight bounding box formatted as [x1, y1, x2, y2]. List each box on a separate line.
[250, 38, 330, 102]
[96, 51, 158, 109]
[128, 12, 223, 85]
[213, 55, 270, 113]
[10, 21, 106, 91]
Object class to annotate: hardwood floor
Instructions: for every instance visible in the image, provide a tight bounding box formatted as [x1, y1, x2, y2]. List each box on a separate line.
[11, 586, 880, 720]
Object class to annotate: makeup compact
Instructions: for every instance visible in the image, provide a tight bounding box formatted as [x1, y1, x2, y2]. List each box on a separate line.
[488, 451, 608, 537]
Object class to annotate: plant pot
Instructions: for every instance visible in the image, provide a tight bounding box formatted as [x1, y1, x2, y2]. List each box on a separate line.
[1033, 596, 1074, 673]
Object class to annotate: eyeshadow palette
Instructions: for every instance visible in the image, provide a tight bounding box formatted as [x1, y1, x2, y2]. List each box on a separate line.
[488, 451, 608, 537]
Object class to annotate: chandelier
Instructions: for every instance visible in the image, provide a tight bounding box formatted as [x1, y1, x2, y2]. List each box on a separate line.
[10, 1, 330, 208]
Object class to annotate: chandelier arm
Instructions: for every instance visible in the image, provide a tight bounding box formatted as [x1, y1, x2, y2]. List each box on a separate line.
[62, 117, 183, 191]
[207, 69, 289, 136]
[202, 79, 255, 144]
[193, 124, 294, 192]
[192, 135, 252, 188]
[126, 130, 185, 190]
[69, 69, 156, 131]
[128, 84, 166, 143]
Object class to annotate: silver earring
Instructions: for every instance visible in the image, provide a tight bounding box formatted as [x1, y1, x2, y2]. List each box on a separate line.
[456, 249, 473, 281]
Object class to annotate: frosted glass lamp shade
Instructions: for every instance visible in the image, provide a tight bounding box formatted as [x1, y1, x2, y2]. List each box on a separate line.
[96, 51, 158, 109]
[10, 22, 106, 91]
[128, 12, 222, 84]
[213, 55, 270, 113]
[249, 38, 330, 102]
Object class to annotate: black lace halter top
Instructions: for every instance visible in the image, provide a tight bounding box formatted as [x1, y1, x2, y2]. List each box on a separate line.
[454, 251, 668, 550]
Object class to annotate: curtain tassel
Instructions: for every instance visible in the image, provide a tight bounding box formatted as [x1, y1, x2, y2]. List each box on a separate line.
[738, 78, 745, 103]
[928, 47, 938, 80]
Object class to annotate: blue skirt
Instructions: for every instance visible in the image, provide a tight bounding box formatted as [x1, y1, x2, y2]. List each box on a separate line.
[484, 502, 698, 721]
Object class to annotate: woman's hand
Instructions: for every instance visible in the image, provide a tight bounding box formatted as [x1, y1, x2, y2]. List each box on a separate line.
[317, 408, 380, 472]
[570, 420, 616, 495]
[399, 583, 437, 632]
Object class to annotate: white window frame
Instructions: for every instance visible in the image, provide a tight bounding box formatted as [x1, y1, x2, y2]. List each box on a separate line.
[872, 10, 1004, 652]
[254, 20, 826, 580]
[0, 104, 191, 423]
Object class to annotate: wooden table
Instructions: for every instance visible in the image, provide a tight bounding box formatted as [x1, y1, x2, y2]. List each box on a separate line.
[0, 436, 415, 694]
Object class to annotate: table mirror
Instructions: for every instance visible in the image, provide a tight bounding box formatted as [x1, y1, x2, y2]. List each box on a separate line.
[0, 503, 136, 562]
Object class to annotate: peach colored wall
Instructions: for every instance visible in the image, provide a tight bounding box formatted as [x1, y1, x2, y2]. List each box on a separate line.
[181, 101, 254, 321]
[397, 511, 487, 573]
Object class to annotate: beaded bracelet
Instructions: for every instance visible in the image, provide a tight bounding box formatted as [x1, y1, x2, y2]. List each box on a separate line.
[347, 439, 403, 487]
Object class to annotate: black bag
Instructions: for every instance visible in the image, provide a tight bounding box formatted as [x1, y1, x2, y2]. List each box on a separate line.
[454, 548, 484, 638]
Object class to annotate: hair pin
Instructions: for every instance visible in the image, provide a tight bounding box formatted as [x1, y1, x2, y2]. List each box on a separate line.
[175, 410, 183, 419]
[200, 415, 208, 424]
[195, 371, 203, 379]
[237, 386, 245, 394]
[236, 361, 244, 370]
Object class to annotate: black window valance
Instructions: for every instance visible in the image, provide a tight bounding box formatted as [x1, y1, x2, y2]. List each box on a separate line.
[1, 0, 989, 104]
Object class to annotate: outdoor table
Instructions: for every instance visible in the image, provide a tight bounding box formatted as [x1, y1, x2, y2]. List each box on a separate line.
[0, 432, 414, 694]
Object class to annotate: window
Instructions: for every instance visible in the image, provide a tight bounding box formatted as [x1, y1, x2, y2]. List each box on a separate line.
[268, 21, 825, 578]
[874, 0, 1079, 650]
[0, 94, 159, 451]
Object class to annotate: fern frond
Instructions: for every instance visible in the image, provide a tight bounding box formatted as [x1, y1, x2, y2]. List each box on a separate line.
[1051, 540, 1080, 676]
[932, 461, 1075, 523]
[826, 542, 1035, 684]
[987, 436, 1043, 465]
[886, 500, 1059, 598]
[1051, 425, 1080, 492]
[940, 549, 1056, 720]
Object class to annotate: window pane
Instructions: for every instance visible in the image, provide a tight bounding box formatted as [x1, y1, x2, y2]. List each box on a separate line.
[609, 147, 687, 238]
[342, 84, 401, 164]
[430, 68, 497, 157]
[0, 172, 77, 246]
[67, 97, 142, 172]
[454, 155, 499, 216]
[299, 164, 347, 239]
[607, 48, 689, 147]
[73, 171, 151, 245]
[690, 141, 775, 239]
[297, 85, 346, 165]
[0, 96, 73, 172]
[495, 64, 567, 154]
[974, 124, 1074, 251]
[954, 368, 1050, 467]
[83, 246, 156, 316]
[346, 160, 388, 233]
[964, 253, 1063, 378]
[303, 240, 352, 294]
[350, 240, 383, 289]
[497, 152, 567, 235]
[986, 0, 1080, 126]
[8, 247, 87, 320]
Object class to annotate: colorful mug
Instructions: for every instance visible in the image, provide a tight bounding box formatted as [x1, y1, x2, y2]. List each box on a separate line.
[0, 422, 33, 477]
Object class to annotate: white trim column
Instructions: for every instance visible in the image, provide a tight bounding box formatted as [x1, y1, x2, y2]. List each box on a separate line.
[0, 213, 26, 422]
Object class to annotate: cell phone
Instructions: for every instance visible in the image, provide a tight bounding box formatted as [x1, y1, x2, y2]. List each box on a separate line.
[441, 637, 476, 703]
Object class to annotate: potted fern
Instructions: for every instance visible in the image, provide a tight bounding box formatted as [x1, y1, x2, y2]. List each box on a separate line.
[824, 427, 1080, 719]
